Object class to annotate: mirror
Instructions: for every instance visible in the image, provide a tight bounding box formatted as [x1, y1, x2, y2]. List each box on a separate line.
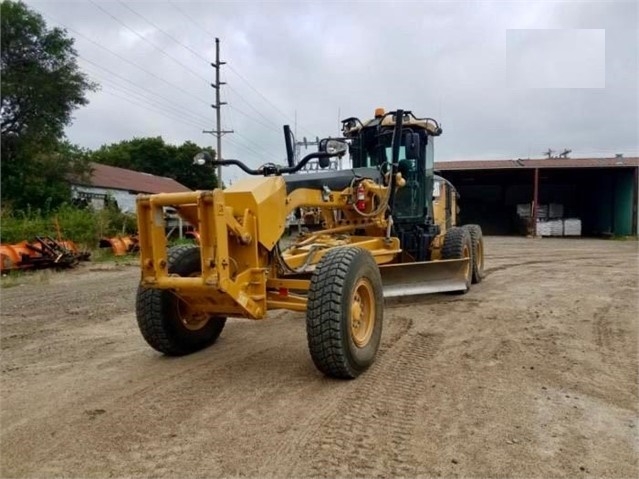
[319, 138, 348, 157]
[193, 150, 213, 165]
[404, 133, 420, 160]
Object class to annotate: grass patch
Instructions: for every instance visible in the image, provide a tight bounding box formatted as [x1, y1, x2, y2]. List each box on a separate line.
[0, 269, 53, 289]
[90, 248, 139, 265]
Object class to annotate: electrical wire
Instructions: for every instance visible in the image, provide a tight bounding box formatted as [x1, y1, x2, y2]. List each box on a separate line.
[42, 12, 212, 108]
[79, 60, 212, 125]
[86, 72, 211, 129]
[165, 0, 315, 137]
[118, 1, 211, 64]
[98, 88, 208, 131]
[89, 0, 210, 84]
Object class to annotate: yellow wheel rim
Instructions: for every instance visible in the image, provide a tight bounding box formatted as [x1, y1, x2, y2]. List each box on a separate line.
[350, 278, 375, 348]
[175, 296, 210, 331]
[463, 244, 471, 279]
[476, 238, 484, 272]
[174, 271, 210, 331]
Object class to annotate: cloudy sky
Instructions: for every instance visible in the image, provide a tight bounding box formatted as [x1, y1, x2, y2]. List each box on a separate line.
[26, 0, 638, 183]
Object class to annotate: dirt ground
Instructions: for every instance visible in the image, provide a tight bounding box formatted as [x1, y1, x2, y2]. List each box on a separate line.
[1, 237, 637, 478]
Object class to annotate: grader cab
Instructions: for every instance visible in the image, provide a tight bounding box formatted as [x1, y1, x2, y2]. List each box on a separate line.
[135, 108, 485, 379]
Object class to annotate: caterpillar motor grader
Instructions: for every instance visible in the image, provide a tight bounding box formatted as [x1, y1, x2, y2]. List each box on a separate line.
[135, 108, 485, 379]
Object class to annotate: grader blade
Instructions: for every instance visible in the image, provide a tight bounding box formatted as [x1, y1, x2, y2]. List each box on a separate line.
[380, 259, 470, 298]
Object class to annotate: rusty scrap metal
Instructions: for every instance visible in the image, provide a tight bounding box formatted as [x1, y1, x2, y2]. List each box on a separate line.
[0, 237, 91, 273]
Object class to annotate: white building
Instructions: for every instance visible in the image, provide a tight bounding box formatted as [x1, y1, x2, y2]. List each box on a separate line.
[70, 162, 191, 213]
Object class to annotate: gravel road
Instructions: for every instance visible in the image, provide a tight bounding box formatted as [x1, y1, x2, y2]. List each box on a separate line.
[1, 237, 637, 478]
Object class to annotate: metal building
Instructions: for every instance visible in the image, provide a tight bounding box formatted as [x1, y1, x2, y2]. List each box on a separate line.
[435, 156, 639, 237]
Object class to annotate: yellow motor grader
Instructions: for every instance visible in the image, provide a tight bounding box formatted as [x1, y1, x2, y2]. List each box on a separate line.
[135, 108, 485, 378]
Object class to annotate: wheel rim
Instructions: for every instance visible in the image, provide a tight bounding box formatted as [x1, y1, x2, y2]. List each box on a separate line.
[463, 244, 471, 280]
[350, 278, 375, 348]
[175, 296, 210, 331]
[476, 238, 484, 273]
[174, 271, 210, 331]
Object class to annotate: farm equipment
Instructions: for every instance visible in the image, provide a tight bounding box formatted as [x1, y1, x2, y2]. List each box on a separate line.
[135, 108, 485, 378]
[0, 237, 90, 273]
[99, 235, 139, 256]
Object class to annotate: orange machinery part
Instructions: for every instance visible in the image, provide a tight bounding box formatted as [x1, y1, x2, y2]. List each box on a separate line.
[99, 235, 139, 256]
[0, 239, 79, 273]
[0, 242, 38, 272]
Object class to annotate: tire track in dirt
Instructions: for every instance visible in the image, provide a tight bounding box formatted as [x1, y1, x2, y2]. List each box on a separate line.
[594, 304, 613, 350]
[259, 314, 415, 476]
[288, 329, 442, 478]
[484, 255, 624, 277]
[54, 315, 413, 477]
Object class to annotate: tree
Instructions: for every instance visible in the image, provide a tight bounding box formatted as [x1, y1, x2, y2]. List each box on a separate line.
[90, 137, 218, 190]
[1, 0, 96, 210]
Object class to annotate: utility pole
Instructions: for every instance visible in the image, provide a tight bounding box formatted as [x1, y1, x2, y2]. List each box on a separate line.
[203, 37, 233, 187]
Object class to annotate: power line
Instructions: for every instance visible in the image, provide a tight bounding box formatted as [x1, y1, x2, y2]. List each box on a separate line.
[86, 65, 273, 157]
[224, 136, 271, 163]
[226, 85, 282, 131]
[98, 84, 277, 161]
[79, 59, 212, 125]
[164, 0, 315, 137]
[88, 0, 210, 84]
[42, 12, 212, 108]
[84, 69, 212, 128]
[99, 88, 208, 131]
[167, 0, 211, 37]
[227, 104, 281, 134]
[121, 2, 285, 137]
[232, 130, 278, 157]
[119, 1, 210, 64]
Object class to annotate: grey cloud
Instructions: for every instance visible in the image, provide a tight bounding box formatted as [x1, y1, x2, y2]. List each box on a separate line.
[25, 0, 638, 184]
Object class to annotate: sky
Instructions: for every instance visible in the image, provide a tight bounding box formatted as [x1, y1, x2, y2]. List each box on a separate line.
[25, 0, 639, 185]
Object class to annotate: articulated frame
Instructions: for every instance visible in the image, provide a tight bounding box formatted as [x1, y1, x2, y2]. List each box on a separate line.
[136, 179, 400, 320]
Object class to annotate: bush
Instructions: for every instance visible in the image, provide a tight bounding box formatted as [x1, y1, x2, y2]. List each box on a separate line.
[0, 203, 138, 248]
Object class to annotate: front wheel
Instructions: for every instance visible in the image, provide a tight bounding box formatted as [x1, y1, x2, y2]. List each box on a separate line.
[135, 245, 226, 356]
[306, 247, 383, 379]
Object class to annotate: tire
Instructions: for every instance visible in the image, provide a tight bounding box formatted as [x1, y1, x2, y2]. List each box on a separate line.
[135, 245, 226, 356]
[441, 226, 473, 293]
[463, 224, 485, 284]
[306, 247, 383, 379]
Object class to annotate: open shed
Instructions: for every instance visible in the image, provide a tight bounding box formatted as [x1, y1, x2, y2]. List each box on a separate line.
[434, 157, 639, 237]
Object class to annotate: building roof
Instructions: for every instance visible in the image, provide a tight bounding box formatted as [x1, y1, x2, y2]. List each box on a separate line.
[435, 156, 639, 171]
[73, 162, 191, 194]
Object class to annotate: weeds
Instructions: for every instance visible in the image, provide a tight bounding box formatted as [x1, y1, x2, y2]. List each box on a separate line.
[0, 203, 137, 248]
[0, 269, 53, 289]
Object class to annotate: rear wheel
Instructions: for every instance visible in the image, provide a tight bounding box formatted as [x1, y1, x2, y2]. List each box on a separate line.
[135, 245, 226, 356]
[463, 224, 485, 284]
[306, 247, 383, 379]
[441, 227, 473, 293]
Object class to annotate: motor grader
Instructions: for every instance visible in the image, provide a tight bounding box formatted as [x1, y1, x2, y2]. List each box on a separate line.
[135, 108, 485, 379]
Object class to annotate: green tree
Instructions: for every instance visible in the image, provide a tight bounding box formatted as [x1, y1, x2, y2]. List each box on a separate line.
[90, 137, 218, 190]
[1, 0, 96, 210]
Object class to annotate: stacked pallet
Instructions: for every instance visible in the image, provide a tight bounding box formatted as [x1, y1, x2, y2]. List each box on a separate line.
[517, 203, 582, 237]
[537, 204, 549, 220]
[535, 220, 551, 236]
[536, 219, 563, 237]
[549, 203, 564, 219]
[563, 218, 582, 236]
